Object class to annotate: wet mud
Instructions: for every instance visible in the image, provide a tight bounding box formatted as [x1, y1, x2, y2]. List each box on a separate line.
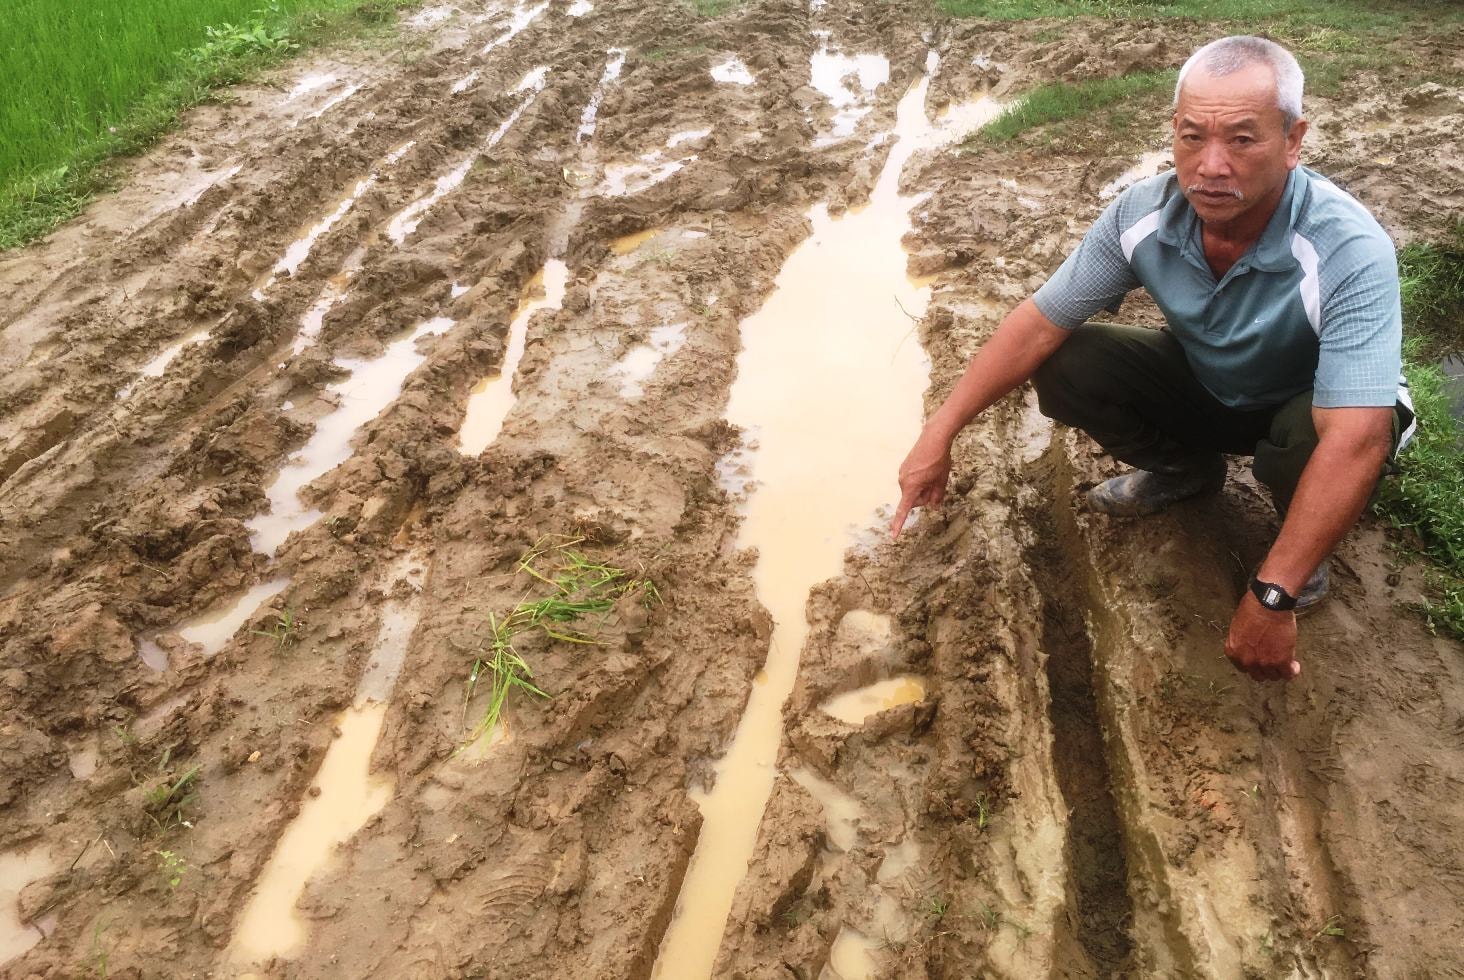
[1, 1, 1462, 977]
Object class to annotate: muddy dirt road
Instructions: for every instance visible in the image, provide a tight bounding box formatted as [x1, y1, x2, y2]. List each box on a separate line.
[2, 1, 1463, 977]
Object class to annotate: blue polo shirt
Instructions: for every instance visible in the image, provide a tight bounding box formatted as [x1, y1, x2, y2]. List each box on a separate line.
[1033, 166, 1404, 412]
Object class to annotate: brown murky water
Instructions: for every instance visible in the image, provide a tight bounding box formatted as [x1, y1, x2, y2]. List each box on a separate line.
[651, 57, 1000, 979]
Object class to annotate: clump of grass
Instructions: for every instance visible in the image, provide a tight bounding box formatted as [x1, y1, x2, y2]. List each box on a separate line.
[251, 606, 302, 652]
[143, 761, 201, 833]
[971, 70, 1174, 144]
[461, 537, 661, 741]
[1398, 227, 1464, 359]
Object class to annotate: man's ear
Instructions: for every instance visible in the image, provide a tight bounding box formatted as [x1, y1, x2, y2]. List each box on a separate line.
[1285, 117, 1308, 169]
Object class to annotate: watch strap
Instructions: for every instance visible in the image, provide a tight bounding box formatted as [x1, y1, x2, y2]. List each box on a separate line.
[1250, 576, 1297, 611]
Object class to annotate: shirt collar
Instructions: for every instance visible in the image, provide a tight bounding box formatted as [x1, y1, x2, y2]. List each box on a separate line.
[1156, 167, 1305, 273]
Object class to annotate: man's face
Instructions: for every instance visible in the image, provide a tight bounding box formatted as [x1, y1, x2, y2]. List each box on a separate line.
[1172, 61, 1306, 229]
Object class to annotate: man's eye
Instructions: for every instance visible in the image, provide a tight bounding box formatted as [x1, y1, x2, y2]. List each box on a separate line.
[1181, 134, 1202, 144]
[1234, 136, 1254, 145]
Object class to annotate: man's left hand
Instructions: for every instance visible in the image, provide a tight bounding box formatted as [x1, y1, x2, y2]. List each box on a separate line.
[1224, 592, 1301, 681]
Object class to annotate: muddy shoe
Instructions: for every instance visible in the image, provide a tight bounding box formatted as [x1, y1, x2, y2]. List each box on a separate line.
[1294, 562, 1330, 616]
[1086, 454, 1225, 517]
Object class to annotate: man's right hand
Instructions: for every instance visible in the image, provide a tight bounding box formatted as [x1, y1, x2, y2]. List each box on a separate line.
[890, 431, 953, 539]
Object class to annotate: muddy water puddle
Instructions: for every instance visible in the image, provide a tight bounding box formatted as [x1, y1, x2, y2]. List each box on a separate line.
[652, 57, 1000, 979]
[0, 847, 54, 967]
[820, 675, 926, 725]
[257, 141, 415, 295]
[711, 56, 754, 86]
[809, 34, 889, 146]
[459, 259, 568, 454]
[578, 49, 626, 142]
[393, 67, 547, 245]
[249, 318, 454, 555]
[825, 926, 880, 980]
[610, 322, 686, 398]
[136, 578, 289, 669]
[1100, 149, 1171, 199]
[481, 1, 548, 56]
[230, 560, 422, 964]
[117, 328, 210, 399]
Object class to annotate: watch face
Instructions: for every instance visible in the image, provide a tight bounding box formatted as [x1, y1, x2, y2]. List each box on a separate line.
[1265, 587, 1282, 606]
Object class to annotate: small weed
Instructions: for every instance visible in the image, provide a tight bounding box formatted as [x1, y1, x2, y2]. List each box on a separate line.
[186, 19, 297, 65]
[923, 894, 951, 920]
[461, 537, 662, 741]
[143, 762, 201, 833]
[975, 793, 991, 832]
[89, 917, 112, 979]
[642, 246, 677, 268]
[1314, 915, 1346, 941]
[155, 849, 188, 889]
[250, 606, 301, 652]
[780, 903, 807, 927]
[974, 900, 1002, 930]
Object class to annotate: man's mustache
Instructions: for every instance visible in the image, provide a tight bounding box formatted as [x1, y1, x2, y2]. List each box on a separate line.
[1186, 183, 1245, 200]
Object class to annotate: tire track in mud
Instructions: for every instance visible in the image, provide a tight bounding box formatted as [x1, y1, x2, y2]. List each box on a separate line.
[1021, 472, 1137, 974]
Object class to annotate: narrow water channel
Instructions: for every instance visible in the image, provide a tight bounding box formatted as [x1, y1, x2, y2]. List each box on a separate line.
[651, 56, 1000, 978]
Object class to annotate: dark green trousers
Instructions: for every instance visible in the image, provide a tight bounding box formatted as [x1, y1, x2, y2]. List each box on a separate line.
[1032, 324, 1398, 512]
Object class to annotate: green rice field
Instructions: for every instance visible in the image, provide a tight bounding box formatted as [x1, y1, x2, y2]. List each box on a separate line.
[0, 0, 382, 188]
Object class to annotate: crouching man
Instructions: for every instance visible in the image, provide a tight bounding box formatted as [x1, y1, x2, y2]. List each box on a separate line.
[891, 35, 1414, 682]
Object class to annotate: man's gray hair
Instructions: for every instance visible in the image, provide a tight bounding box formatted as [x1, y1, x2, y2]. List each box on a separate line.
[1175, 35, 1305, 131]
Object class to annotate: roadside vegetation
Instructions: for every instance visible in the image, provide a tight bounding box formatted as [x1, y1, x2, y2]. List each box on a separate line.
[0, 0, 421, 251]
[974, 71, 1174, 144]
[1378, 229, 1464, 639]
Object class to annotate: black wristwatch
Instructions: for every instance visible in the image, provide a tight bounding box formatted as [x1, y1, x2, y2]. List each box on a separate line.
[1249, 576, 1297, 612]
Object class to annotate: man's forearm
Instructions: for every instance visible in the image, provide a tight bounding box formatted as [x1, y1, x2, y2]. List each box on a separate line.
[923, 298, 1070, 444]
[1257, 413, 1393, 594]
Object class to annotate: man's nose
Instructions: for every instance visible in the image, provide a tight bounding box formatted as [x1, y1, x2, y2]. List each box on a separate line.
[1196, 140, 1231, 179]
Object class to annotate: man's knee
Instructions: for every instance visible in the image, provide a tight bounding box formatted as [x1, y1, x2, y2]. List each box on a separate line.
[1253, 392, 1318, 510]
[1033, 324, 1125, 423]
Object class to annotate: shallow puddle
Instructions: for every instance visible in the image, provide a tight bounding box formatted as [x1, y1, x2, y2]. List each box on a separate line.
[824, 925, 880, 980]
[117, 328, 211, 399]
[809, 34, 889, 146]
[1100, 149, 1171, 200]
[789, 767, 862, 851]
[229, 704, 394, 964]
[182, 164, 242, 207]
[249, 318, 454, 555]
[392, 69, 547, 244]
[820, 675, 926, 726]
[137, 578, 290, 669]
[283, 73, 338, 104]
[568, 0, 593, 13]
[609, 228, 660, 255]
[609, 322, 686, 398]
[304, 82, 361, 123]
[480, 1, 548, 56]
[458, 259, 568, 455]
[0, 847, 54, 967]
[577, 49, 626, 142]
[711, 56, 754, 86]
[258, 142, 415, 294]
[597, 155, 694, 197]
[667, 128, 712, 149]
[229, 560, 421, 963]
[652, 56, 998, 980]
[67, 734, 100, 780]
[292, 259, 361, 356]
